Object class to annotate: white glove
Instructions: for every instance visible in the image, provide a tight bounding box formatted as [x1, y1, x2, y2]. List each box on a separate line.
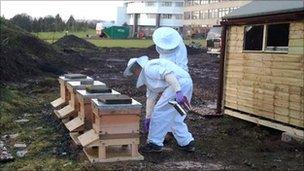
[164, 73, 181, 93]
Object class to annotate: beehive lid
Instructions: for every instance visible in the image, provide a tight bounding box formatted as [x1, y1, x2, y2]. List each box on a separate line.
[86, 85, 112, 93]
[64, 74, 86, 79]
[98, 94, 132, 104]
[59, 75, 93, 82]
[67, 81, 105, 90]
[91, 97, 142, 110]
[76, 89, 120, 100]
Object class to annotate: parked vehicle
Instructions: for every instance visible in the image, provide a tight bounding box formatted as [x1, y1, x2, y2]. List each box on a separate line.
[206, 26, 222, 56]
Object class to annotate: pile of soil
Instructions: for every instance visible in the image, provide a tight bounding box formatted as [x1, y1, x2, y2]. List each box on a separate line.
[53, 35, 98, 50]
[0, 19, 66, 82]
[146, 44, 207, 55]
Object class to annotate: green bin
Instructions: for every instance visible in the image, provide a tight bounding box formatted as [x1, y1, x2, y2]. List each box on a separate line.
[103, 26, 130, 39]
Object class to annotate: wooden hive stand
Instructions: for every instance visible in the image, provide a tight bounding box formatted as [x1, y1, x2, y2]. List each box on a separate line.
[77, 95, 144, 163]
[50, 74, 93, 109]
[69, 88, 120, 145]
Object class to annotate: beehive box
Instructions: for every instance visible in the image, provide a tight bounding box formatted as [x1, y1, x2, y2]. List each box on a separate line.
[50, 74, 93, 109]
[55, 80, 105, 123]
[77, 95, 143, 162]
[68, 89, 121, 144]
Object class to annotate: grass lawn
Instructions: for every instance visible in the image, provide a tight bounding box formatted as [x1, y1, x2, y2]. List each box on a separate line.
[33, 29, 96, 43]
[33, 30, 206, 48]
[88, 39, 154, 48]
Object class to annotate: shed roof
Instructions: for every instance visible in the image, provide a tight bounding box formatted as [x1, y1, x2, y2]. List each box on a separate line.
[223, 0, 304, 20]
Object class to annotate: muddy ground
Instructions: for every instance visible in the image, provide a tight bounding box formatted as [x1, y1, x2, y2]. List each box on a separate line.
[1, 44, 304, 170]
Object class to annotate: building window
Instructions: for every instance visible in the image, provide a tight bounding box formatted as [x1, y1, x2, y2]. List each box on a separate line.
[146, 1, 155, 6]
[162, 14, 172, 19]
[175, 2, 183, 7]
[147, 14, 156, 19]
[266, 23, 289, 51]
[210, 0, 219, 3]
[175, 14, 183, 20]
[191, 11, 199, 19]
[201, 0, 209, 5]
[184, 12, 191, 20]
[162, 1, 172, 7]
[244, 25, 264, 51]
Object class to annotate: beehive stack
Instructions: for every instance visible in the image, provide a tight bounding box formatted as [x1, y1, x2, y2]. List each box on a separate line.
[50, 74, 143, 163]
[50, 74, 93, 109]
[77, 95, 143, 162]
[55, 80, 105, 123]
[68, 86, 120, 144]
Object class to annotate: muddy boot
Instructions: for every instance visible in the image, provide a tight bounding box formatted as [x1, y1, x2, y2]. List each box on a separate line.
[178, 141, 195, 152]
[140, 143, 162, 153]
[163, 132, 174, 145]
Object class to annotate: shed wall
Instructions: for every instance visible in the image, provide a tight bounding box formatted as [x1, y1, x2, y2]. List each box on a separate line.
[223, 20, 304, 128]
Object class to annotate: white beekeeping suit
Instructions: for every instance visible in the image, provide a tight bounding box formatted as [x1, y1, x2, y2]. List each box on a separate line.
[153, 27, 189, 72]
[124, 56, 194, 147]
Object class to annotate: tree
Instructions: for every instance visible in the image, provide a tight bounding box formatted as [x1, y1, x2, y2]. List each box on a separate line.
[66, 15, 76, 32]
[32, 18, 41, 32]
[55, 14, 65, 31]
[10, 13, 33, 32]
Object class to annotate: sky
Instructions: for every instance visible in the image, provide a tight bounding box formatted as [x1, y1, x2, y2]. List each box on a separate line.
[0, 0, 125, 21]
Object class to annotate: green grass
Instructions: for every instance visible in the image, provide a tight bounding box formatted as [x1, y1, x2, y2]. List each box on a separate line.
[33, 29, 96, 43]
[33, 29, 206, 48]
[88, 39, 154, 48]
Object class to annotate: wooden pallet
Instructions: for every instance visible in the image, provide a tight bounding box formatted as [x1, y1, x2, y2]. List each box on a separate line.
[225, 109, 304, 139]
[78, 129, 143, 163]
[83, 146, 144, 163]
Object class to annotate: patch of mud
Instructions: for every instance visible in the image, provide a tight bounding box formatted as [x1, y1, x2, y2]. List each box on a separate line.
[155, 161, 224, 170]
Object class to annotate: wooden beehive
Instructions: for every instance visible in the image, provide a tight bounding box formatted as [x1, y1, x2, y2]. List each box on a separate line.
[55, 80, 105, 123]
[68, 89, 120, 144]
[50, 74, 93, 109]
[77, 96, 143, 163]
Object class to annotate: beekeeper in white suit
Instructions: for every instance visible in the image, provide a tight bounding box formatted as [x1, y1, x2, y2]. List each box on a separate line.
[153, 27, 188, 72]
[123, 56, 195, 153]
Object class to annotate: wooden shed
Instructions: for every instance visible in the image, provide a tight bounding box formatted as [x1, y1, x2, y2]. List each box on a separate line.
[217, 1, 304, 138]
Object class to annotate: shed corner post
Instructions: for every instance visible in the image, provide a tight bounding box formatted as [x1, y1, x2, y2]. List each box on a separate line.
[216, 21, 228, 115]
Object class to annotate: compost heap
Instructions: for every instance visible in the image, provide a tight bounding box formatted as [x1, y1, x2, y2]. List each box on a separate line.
[53, 35, 98, 50]
[0, 19, 65, 82]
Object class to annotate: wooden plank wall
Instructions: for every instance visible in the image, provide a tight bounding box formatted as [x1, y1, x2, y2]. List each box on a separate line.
[224, 21, 304, 128]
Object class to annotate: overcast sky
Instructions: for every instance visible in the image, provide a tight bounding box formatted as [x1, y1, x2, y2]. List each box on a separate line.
[1, 0, 125, 21]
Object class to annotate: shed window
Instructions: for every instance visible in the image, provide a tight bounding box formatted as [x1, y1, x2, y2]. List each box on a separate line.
[244, 25, 264, 50]
[266, 23, 289, 51]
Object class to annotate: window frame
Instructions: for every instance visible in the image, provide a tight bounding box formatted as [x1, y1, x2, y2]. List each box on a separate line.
[242, 22, 289, 54]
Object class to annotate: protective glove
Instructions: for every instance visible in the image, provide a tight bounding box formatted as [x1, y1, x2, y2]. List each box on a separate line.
[176, 91, 191, 110]
[143, 118, 150, 133]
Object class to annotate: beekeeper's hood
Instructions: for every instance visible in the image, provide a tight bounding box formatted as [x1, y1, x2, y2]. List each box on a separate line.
[123, 56, 149, 77]
[152, 27, 181, 51]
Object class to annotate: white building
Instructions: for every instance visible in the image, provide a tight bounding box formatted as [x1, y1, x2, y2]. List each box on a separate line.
[117, 0, 184, 37]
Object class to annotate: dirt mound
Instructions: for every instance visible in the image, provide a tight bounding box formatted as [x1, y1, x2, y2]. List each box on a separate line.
[53, 35, 98, 50]
[146, 44, 207, 55]
[0, 19, 66, 82]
